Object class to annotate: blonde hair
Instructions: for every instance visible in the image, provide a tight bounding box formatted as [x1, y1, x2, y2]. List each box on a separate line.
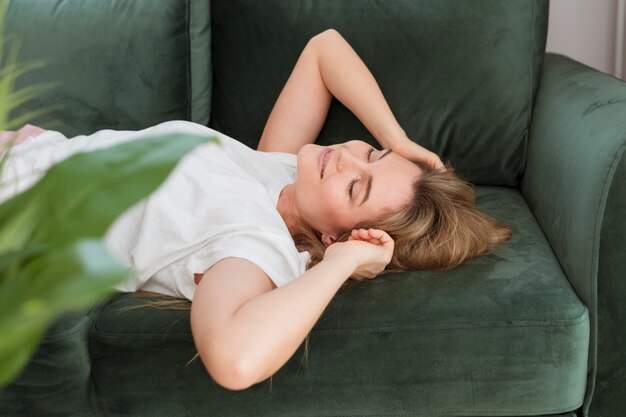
[124, 160, 511, 389]
[291, 160, 511, 286]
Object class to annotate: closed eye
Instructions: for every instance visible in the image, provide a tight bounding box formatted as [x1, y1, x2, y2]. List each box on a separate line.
[348, 147, 375, 198]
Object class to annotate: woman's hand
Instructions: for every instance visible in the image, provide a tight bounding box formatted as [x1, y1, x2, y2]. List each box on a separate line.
[388, 135, 444, 171]
[322, 228, 394, 281]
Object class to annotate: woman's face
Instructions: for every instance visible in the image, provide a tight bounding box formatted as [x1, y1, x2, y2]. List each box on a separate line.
[295, 140, 422, 245]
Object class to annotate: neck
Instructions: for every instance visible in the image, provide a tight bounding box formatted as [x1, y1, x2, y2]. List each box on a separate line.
[276, 183, 301, 237]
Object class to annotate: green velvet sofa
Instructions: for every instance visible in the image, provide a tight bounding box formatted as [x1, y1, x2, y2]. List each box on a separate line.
[2, 1, 625, 416]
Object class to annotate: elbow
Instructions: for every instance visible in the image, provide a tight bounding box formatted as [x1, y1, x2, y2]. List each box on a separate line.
[319, 28, 341, 38]
[201, 348, 258, 391]
[310, 28, 342, 45]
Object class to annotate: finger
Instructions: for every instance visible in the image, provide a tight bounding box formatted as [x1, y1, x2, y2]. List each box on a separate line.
[426, 153, 442, 169]
[352, 233, 382, 246]
[364, 228, 383, 242]
[369, 229, 394, 247]
[432, 155, 445, 170]
[357, 228, 369, 239]
[351, 229, 364, 240]
[350, 230, 372, 243]
[366, 228, 386, 238]
[365, 229, 386, 246]
[380, 233, 395, 250]
[353, 229, 387, 245]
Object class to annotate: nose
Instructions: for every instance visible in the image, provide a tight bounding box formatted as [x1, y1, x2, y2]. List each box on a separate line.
[336, 147, 364, 173]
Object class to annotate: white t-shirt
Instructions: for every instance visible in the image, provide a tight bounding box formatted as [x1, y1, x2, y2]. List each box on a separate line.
[0, 120, 311, 300]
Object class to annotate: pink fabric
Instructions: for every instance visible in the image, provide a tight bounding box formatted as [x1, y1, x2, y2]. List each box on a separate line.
[0, 124, 48, 154]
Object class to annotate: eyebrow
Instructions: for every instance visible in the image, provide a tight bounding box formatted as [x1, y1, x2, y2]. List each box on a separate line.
[359, 149, 392, 207]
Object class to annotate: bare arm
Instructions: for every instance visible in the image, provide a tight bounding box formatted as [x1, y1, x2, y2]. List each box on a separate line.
[191, 255, 356, 390]
[191, 228, 393, 391]
[258, 29, 407, 154]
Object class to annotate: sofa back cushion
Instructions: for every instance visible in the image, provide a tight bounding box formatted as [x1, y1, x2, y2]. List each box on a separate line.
[6, 0, 212, 138]
[209, 0, 548, 185]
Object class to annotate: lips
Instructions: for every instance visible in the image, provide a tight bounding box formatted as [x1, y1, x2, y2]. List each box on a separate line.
[319, 148, 333, 178]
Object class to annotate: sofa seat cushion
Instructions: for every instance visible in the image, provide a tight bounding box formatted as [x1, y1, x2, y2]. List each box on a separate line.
[0, 310, 95, 417]
[90, 186, 589, 417]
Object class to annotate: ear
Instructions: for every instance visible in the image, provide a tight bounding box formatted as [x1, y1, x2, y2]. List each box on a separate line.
[321, 232, 336, 247]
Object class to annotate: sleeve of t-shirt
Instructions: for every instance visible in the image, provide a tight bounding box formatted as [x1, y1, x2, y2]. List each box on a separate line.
[178, 230, 307, 289]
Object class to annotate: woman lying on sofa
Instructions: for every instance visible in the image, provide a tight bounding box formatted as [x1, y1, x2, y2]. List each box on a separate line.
[1, 29, 510, 391]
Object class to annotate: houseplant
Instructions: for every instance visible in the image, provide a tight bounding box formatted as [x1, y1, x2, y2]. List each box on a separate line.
[0, 0, 217, 387]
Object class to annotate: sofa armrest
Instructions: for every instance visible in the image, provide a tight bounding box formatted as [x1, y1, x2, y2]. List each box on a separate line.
[521, 53, 626, 417]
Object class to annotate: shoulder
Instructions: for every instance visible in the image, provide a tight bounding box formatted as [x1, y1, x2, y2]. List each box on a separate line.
[186, 228, 307, 287]
[193, 256, 276, 292]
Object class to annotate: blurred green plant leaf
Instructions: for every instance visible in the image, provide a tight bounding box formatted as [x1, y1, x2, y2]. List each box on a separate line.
[0, 134, 215, 386]
[0, 0, 221, 388]
[0, 133, 217, 387]
[0, 238, 130, 384]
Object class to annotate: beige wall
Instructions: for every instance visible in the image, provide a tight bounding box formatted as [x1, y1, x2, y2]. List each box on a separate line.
[546, 0, 625, 80]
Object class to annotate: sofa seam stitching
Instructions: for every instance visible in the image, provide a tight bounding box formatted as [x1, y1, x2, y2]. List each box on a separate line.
[186, 0, 192, 120]
[323, 401, 582, 417]
[521, 0, 535, 184]
[92, 308, 589, 339]
[324, 401, 582, 417]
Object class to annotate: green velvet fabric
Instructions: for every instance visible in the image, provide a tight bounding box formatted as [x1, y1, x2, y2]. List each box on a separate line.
[5, 0, 212, 137]
[3, 1, 618, 416]
[209, 0, 548, 186]
[596, 155, 626, 417]
[521, 53, 626, 417]
[83, 187, 588, 417]
[0, 309, 96, 417]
